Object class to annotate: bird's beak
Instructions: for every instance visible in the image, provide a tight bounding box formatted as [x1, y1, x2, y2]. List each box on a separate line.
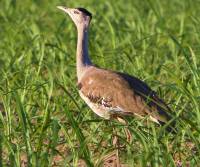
[57, 6, 69, 14]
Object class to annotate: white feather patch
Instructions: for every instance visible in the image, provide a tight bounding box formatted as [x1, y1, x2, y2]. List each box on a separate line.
[149, 115, 160, 124]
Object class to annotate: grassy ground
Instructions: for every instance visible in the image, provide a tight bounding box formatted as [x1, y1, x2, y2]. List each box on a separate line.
[0, 0, 200, 166]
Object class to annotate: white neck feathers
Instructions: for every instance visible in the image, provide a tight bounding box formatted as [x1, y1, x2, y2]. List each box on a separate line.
[76, 25, 92, 81]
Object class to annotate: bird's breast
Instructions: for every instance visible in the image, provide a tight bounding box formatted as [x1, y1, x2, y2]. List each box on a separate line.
[79, 90, 111, 119]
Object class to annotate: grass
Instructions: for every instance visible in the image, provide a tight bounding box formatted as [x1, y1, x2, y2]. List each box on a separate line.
[0, 0, 200, 166]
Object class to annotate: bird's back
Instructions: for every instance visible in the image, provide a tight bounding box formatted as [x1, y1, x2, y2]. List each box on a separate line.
[78, 66, 172, 124]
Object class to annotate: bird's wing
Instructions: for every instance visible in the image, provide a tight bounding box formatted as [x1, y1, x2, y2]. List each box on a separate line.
[117, 72, 172, 123]
[78, 67, 171, 123]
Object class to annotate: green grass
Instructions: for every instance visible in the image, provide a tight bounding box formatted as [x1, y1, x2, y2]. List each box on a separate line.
[0, 0, 200, 166]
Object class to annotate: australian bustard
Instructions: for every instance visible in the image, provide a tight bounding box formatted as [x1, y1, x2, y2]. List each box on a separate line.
[57, 6, 173, 134]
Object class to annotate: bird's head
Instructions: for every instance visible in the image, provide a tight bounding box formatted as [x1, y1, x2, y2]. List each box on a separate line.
[57, 6, 92, 28]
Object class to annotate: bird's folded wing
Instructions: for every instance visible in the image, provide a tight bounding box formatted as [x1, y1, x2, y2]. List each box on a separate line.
[78, 67, 171, 123]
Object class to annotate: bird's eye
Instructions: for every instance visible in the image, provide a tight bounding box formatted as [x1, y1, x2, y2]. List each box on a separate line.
[74, 11, 79, 14]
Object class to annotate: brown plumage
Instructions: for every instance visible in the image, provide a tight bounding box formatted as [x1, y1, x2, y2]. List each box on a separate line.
[78, 66, 171, 124]
[57, 6, 173, 126]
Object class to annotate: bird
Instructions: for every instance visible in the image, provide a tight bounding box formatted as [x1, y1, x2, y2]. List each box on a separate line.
[57, 6, 173, 131]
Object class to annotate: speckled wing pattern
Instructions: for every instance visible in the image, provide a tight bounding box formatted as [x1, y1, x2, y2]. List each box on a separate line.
[78, 66, 171, 123]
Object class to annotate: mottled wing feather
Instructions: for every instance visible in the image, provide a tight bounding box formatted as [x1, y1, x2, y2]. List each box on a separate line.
[79, 67, 171, 123]
[118, 72, 172, 122]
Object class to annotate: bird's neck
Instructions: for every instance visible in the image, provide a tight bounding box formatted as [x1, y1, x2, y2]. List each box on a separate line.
[76, 25, 92, 81]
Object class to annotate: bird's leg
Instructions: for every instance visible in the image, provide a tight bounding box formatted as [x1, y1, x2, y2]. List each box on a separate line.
[110, 116, 132, 166]
[116, 117, 132, 144]
[110, 115, 121, 167]
[111, 114, 120, 147]
[111, 115, 132, 147]
[111, 130, 121, 167]
[112, 131, 119, 147]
